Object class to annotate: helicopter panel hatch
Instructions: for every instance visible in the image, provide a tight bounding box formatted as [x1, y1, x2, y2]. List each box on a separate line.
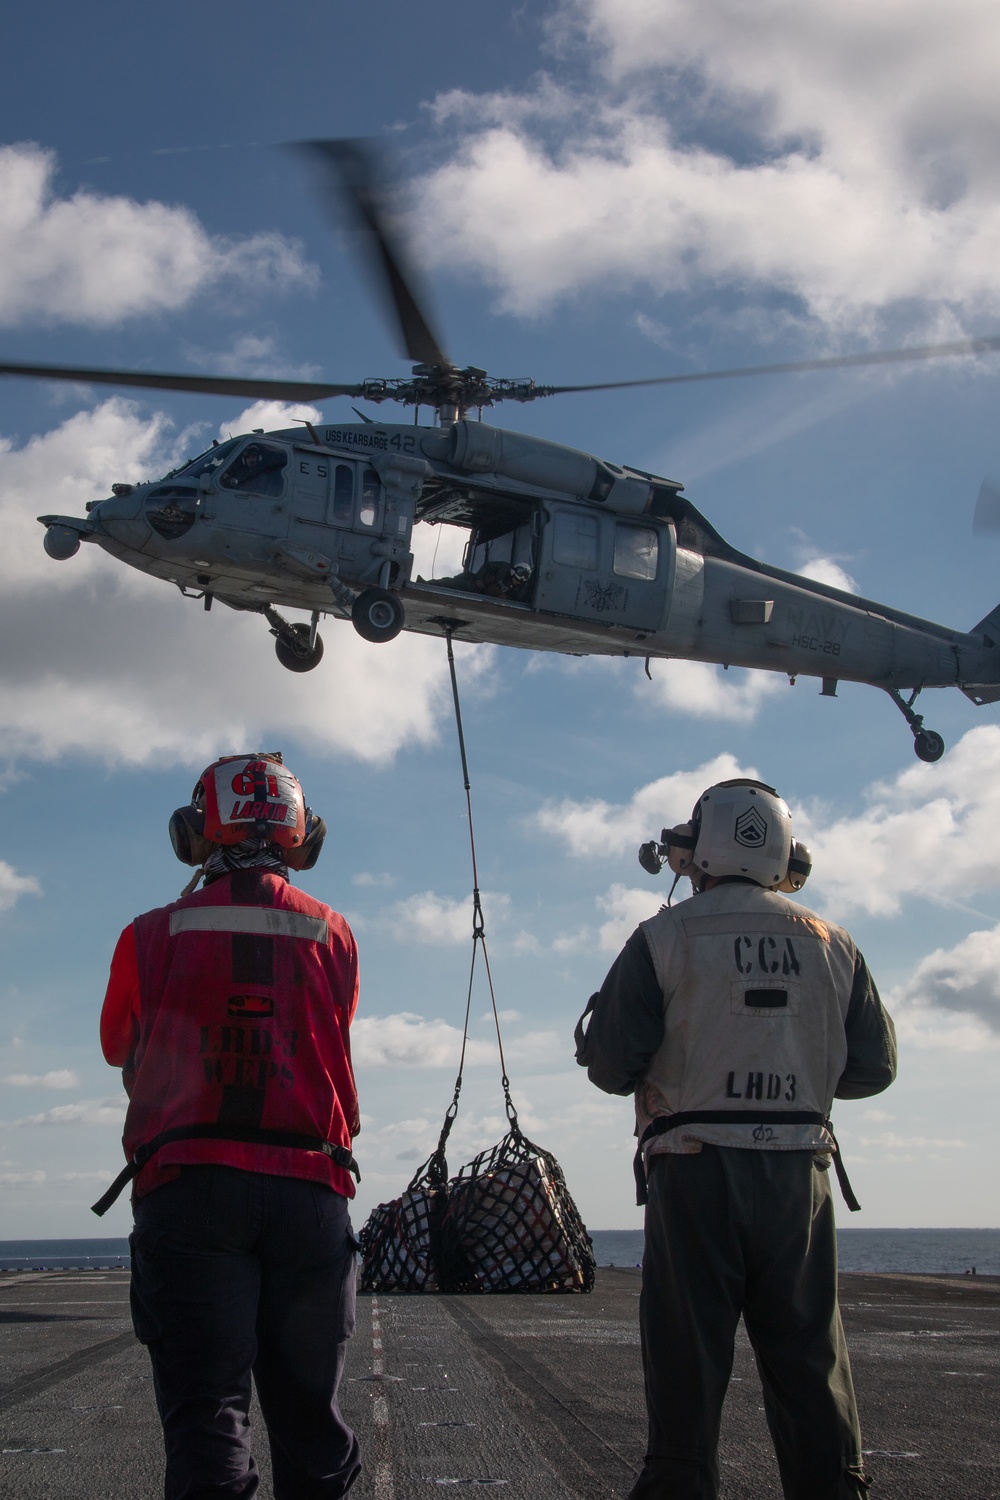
[534, 505, 669, 632]
[210, 440, 290, 534]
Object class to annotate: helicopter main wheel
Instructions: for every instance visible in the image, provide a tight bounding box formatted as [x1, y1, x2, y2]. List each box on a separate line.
[351, 587, 405, 643]
[913, 729, 945, 763]
[274, 624, 325, 673]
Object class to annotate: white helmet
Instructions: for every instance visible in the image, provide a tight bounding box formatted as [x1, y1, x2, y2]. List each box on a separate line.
[639, 778, 811, 892]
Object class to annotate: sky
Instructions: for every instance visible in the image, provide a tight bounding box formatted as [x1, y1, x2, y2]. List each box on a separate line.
[1, 0, 1000, 1239]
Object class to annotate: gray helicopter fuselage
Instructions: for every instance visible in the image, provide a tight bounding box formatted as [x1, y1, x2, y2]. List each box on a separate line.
[39, 419, 1000, 704]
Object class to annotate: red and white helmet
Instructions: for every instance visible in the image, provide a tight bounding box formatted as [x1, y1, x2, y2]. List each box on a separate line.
[169, 752, 326, 870]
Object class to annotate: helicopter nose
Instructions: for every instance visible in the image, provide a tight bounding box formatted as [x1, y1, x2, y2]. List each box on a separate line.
[94, 490, 153, 550]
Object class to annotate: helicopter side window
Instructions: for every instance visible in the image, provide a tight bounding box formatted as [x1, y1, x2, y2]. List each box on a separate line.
[614, 524, 658, 581]
[332, 464, 354, 524]
[219, 442, 288, 498]
[359, 467, 382, 527]
[552, 512, 600, 571]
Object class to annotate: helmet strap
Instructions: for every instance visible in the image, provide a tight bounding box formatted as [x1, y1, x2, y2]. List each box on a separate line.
[178, 865, 206, 899]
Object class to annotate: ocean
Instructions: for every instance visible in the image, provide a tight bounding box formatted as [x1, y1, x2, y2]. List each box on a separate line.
[1, 1228, 998, 1274]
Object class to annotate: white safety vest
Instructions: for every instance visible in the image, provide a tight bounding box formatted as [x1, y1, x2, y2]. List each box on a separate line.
[638, 883, 857, 1156]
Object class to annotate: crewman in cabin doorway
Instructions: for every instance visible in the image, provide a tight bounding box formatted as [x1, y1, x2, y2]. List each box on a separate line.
[97, 753, 362, 1500]
[576, 778, 896, 1500]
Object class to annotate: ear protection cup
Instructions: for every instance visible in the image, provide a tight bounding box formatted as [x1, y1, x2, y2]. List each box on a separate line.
[664, 823, 697, 877]
[285, 812, 327, 871]
[168, 805, 215, 867]
[778, 839, 812, 893]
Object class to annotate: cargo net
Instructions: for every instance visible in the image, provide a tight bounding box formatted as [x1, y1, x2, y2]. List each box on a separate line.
[360, 632, 595, 1295]
[360, 1126, 596, 1295]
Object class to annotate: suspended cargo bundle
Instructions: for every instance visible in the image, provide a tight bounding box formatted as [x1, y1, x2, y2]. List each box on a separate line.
[358, 1151, 448, 1293]
[443, 1125, 595, 1294]
[359, 632, 595, 1295]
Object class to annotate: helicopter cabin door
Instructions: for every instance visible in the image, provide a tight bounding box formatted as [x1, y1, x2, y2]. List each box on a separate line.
[209, 439, 291, 536]
[534, 505, 666, 631]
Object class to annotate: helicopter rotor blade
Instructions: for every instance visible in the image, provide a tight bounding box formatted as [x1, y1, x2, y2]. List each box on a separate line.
[543, 334, 1000, 396]
[0, 360, 365, 402]
[973, 477, 1000, 536]
[296, 138, 451, 372]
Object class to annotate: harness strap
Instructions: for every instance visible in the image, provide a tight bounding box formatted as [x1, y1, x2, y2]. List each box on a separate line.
[633, 1110, 860, 1212]
[91, 1125, 360, 1217]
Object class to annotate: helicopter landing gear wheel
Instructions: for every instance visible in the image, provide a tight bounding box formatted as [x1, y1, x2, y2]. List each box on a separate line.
[913, 729, 946, 763]
[352, 587, 405, 643]
[886, 687, 946, 763]
[274, 623, 325, 672]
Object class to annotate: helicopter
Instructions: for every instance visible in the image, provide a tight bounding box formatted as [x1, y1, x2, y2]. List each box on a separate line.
[8, 139, 1000, 764]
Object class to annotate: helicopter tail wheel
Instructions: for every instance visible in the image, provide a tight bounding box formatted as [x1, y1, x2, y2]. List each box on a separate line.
[44, 525, 81, 560]
[351, 587, 405, 643]
[913, 729, 946, 763]
[274, 623, 325, 673]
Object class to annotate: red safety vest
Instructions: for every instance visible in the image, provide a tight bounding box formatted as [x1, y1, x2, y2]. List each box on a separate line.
[109, 870, 359, 1199]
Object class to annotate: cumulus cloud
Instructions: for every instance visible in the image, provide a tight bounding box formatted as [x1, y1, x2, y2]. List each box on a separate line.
[1, 1070, 79, 1089]
[799, 725, 1000, 916]
[537, 751, 751, 858]
[3, 1096, 127, 1126]
[0, 399, 490, 767]
[796, 556, 859, 593]
[538, 728, 1000, 922]
[555, 882, 664, 955]
[353, 1012, 492, 1069]
[0, 861, 41, 911]
[388, 890, 512, 945]
[642, 660, 785, 721]
[415, 0, 1000, 333]
[888, 925, 1000, 1048]
[0, 143, 315, 326]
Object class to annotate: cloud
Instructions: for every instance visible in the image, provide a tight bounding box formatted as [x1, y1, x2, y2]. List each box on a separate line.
[3, 1096, 127, 1126]
[796, 555, 859, 593]
[537, 751, 752, 858]
[352, 1013, 495, 1069]
[416, 0, 1000, 332]
[0, 1170, 45, 1185]
[554, 883, 664, 955]
[799, 725, 1000, 916]
[641, 660, 785, 721]
[538, 728, 1000, 922]
[388, 890, 512, 945]
[888, 924, 1000, 1047]
[0, 143, 315, 326]
[1, 1070, 80, 1089]
[0, 399, 492, 768]
[0, 862, 41, 911]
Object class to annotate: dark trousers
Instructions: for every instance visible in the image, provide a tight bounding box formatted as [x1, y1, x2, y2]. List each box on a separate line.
[629, 1148, 869, 1500]
[130, 1167, 361, 1500]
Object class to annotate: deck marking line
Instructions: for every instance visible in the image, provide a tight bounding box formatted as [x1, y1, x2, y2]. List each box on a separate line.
[370, 1296, 396, 1500]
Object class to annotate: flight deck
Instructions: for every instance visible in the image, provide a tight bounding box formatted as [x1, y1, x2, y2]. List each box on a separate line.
[0, 1267, 996, 1498]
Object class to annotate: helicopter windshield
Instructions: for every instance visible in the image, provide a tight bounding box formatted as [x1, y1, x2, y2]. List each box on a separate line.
[170, 439, 241, 481]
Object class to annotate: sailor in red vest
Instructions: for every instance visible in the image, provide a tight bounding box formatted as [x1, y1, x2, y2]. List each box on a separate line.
[98, 752, 361, 1500]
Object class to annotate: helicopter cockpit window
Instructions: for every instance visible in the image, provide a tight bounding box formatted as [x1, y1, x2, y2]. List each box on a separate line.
[359, 467, 382, 527]
[219, 442, 288, 498]
[174, 438, 240, 482]
[332, 464, 354, 524]
[552, 512, 600, 572]
[614, 524, 658, 581]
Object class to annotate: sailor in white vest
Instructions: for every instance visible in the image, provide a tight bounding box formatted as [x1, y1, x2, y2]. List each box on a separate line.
[576, 778, 896, 1500]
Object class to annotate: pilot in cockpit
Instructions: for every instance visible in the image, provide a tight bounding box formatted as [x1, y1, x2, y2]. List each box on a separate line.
[220, 442, 287, 497]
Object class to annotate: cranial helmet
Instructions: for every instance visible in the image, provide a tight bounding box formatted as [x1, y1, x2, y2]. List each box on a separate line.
[638, 778, 811, 893]
[168, 751, 327, 871]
